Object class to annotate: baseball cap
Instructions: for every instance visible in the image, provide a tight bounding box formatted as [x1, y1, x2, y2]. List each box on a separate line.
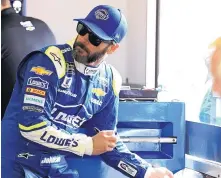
[73, 5, 128, 43]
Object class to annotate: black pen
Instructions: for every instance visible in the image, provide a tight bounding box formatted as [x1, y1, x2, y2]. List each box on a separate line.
[94, 127, 100, 133]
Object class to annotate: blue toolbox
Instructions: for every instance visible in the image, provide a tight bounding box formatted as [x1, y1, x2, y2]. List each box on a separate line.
[67, 101, 185, 178]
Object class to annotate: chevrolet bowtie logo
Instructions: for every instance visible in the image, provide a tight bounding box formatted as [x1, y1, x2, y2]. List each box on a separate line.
[50, 52, 62, 66]
[31, 66, 53, 76]
[18, 152, 35, 159]
[92, 88, 106, 96]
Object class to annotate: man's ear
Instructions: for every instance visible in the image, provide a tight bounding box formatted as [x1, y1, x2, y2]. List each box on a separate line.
[107, 43, 119, 54]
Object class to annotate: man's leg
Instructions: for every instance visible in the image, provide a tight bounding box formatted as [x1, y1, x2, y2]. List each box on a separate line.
[1, 158, 25, 178]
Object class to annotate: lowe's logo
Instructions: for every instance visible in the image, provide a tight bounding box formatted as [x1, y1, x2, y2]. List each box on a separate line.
[51, 107, 85, 128]
[27, 77, 49, 89]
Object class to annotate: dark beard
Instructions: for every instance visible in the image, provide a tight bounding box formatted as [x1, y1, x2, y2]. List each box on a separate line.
[72, 41, 109, 64]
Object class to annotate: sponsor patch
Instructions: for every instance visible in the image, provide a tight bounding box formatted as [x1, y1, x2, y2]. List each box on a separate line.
[91, 98, 102, 106]
[51, 107, 85, 128]
[22, 106, 44, 113]
[118, 161, 137, 177]
[66, 62, 75, 75]
[44, 46, 66, 79]
[61, 47, 71, 53]
[58, 89, 77, 98]
[30, 66, 53, 76]
[50, 103, 92, 129]
[92, 88, 106, 97]
[40, 155, 62, 166]
[27, 77, 49, 89]
[26, 87, 46, 96]
[50, 52, 62, 67]
[18, 152, 35, 159]
[61, 76, 73, 89]
[20, 21, 35, 31]
[40, 131, 79, 147]
[84, 67, 98, 76]
[24, 94, 45, 107]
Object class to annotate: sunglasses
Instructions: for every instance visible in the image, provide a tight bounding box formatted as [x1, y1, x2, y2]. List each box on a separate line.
[76, 23, 113, 47]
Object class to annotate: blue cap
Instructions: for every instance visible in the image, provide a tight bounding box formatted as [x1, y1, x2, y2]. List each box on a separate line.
[74, 5, 128, 43]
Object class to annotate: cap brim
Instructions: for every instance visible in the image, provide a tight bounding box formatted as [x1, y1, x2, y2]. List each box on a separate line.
[73, 19, 113, 41]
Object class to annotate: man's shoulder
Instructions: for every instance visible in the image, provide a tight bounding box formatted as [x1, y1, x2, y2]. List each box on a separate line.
[20, 16, 51, 32]
[21, 45, 67, 79]
[1, 13, 22, 29]
[1, 14, 44, 25]
[104, 64, 122, 96]
[40, 45, 67, 79]
[1, 15, 49, 33]
[22, 16, 47, 25]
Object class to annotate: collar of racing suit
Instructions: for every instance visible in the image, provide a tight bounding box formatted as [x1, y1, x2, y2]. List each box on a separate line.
[1, 7, 17, 16]
[73, 53, 108, 76]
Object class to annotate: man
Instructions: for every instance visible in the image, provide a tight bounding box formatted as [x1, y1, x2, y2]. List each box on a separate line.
[199, 37, 221, 125]
[210, 37, 221, 96]
[2, 5, 174, 178]
[1, 0, 56, 117]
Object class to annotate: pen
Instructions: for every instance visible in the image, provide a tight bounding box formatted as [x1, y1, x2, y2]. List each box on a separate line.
[94, 127, 100, 133]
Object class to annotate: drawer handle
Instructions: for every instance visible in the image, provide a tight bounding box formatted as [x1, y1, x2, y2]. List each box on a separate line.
[120, 137, 177, 144]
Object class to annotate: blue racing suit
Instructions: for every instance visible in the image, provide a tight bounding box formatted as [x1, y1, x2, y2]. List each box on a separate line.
[2, 40, 150, 178]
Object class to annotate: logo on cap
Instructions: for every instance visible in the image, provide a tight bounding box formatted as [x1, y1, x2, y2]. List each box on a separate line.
[95, 9, 109, 20]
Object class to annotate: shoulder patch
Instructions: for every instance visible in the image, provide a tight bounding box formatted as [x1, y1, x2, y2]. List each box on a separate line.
[45, 46, 66, 79]
[110, 65, 122, 96]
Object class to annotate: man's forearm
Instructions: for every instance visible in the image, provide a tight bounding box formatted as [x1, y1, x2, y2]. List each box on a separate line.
[20, 124, 93, 156]
[101, 137, 151, 178]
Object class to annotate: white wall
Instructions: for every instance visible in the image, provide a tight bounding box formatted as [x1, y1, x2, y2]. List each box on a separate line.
[126, 0, 148, 85]
[158, 0, 221, 122]
[25, 0, 148, 85]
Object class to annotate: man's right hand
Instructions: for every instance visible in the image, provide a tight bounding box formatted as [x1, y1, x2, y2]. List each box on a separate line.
[92, 130, 117, 155]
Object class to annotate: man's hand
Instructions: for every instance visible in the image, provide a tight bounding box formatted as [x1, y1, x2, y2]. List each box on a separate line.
[145, 167, 174, 178]
[92, 130, 117, 155]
